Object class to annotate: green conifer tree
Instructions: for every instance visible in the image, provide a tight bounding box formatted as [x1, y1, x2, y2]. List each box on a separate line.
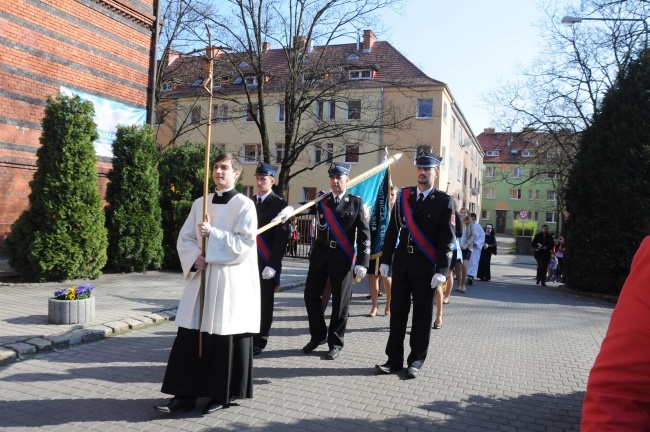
[105, 125, 163, 272]
[565, 50, 650, 294]
[6, 94, 107, 281]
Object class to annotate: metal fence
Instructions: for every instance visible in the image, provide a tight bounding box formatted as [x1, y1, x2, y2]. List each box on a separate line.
[285, 214, 315, 259]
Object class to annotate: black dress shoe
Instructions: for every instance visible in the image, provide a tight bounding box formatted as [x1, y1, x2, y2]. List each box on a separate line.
[302, 339, 327, 353]
[405, 366, 420, 379]
[325, 348, 340, 360]
[253, 346, 262, 356]
[202, 399, 225, 415]
[154, 397, 195, 413]
[375, 362, 403, 374]
[433, 322, 442, 330]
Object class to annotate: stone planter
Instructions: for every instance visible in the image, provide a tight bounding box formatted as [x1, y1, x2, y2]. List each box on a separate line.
[516, 236, 534, 256]
[48, 296, 95, 324]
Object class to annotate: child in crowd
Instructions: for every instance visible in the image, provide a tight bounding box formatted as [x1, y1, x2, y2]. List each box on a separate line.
[548, 251, 559, 283]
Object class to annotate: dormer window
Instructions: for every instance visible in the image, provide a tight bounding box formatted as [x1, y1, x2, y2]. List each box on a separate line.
[192, 78, 203, 86]
[239, 61, 249, 68]
[349, 69, 372, 80]
[486, 150, 499, 156]
[244, 76, 258, 86]
[345, 53, 360, 61]
[161, 81, 173, 91]
[510, 149, 518, 155]
[522, 150, 534, 157]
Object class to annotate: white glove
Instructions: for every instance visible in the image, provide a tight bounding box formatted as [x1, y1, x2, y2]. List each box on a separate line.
[271, 206, 294, 223]
[261, 266, 276, 280]
[354, 265, 367, 279]
[379, 264, 390, 278]
[430, 273, 447, 288]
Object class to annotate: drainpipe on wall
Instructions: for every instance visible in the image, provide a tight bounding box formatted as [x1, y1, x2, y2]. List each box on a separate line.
[148, 0, 161, 126]
[379, 86, 384, 162]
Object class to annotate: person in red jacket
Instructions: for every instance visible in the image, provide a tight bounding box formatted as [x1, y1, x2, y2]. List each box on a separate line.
[581, 236, 650, 431]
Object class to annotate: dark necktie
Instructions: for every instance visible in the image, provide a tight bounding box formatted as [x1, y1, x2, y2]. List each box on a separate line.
[416, 192, 424, 209]
[257, 197, 262, 206]
[334, 196, 340, 205]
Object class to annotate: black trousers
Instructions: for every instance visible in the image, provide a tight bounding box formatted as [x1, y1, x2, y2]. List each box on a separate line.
[161, 327, 253, 404]
[253, 276, 276, 349]
[385, 273, 435, 369]
[536, 258, 550, 284]
[304, 269, 353, 350]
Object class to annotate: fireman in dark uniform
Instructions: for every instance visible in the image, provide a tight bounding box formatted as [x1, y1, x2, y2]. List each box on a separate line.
[252, 162, 291, 356]
[375, 151, 455, 379]
[302, 162, 370, 361]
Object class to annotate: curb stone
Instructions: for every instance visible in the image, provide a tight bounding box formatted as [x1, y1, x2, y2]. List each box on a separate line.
[0, 307, 181, 368]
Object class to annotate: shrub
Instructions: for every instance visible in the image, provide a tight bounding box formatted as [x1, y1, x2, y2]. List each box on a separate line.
[5, 94, 107, 281]
[513, 220, 538, 237]
[158, 142, 219, 270]
[105, 125, 163, 272]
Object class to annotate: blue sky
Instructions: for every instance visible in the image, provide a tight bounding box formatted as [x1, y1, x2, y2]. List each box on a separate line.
[379, 0, 551, 135]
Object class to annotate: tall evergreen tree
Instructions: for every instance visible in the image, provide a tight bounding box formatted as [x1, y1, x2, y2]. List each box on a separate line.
[6, 94, 107, 281]
[158, 142, 218, 270]
[565, 49, 650, 295]
[105, 125, 163, 272]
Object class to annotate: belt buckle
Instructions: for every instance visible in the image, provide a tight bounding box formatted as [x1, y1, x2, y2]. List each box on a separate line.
[407, 245, 414, 254]
[329, 240, 337, 249]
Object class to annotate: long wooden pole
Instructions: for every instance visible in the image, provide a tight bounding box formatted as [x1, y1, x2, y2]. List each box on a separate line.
[198, 26, 214, 358]
[256, 153, 402, 235]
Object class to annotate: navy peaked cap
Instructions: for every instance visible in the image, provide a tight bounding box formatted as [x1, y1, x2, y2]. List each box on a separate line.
[255, 162, 278, 177]
[328, 162, 351, 176]
[416, 150, 442, 168]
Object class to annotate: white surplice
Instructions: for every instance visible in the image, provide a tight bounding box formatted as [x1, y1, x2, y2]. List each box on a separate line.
[175, 193, 261, 335]
[468, 222, 485, 278]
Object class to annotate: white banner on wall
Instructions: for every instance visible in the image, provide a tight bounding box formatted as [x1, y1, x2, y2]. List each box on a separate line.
[60, 87, 147, 158]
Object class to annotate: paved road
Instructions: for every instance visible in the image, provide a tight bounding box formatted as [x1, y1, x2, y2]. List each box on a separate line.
[0, 253, 613, 431]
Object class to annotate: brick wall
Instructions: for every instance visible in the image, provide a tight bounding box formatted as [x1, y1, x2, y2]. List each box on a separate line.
[0, 0, 157, 257]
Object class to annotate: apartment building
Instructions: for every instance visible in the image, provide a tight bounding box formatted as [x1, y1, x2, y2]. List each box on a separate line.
[156, 30, 483, 213]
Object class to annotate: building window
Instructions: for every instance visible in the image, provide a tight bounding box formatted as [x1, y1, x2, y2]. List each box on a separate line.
[484, 166, 495, 177]
[345, 145, 359, 163]
[212, 104, 228, 123]
[314, 143, 333, 163]
[327, 101, 336, 120]
[315, 101, 324, 120]
[547, 172, 557, 179]
[161, 81, 173, 91]
[243, 144, 261, 163]
[277, 104, 285, 122]
[443, 101, 448, 124]
[546, 212, 558, 223]
[450, 153, 454, 172]
[347, 100, 361, 120]
[483, 188, 495, 199]
[458, 127, 463, 146]
[242, 186, 255, 198]
[522, 150, 534, 157]
[481, 209, 490, 220]
[529, 189, 541, 200]
[441, 146, 447, 169]
[509, 189, 522, 200]
[457, 162, 461, 180]
[349, 69, 372, 80]
[244, 103, 259, 122]
[275, 143, 284, 163]
[486, 150, 499, 156]
[190, 106, 201, 124]
[547, 190, 557, 201]
[303, 187, 317, 201]
[244, 76, 257, 86]
[452, 117, 457, 135]
[416, 99, 433, 118]
[463, 167, 468, 185]
[511, 167, 523, 178]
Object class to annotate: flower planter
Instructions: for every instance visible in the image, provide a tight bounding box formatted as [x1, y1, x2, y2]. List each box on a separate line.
[48, 296, 95, 324]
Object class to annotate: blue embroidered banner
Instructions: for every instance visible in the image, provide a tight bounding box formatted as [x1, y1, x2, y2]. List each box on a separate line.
[348, 167, 390, 259]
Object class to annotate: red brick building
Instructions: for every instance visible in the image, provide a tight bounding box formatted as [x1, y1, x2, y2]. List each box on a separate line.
[0, 0, 160, 257]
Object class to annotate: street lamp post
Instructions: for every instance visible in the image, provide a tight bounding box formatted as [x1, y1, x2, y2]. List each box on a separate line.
[561, 15, 649, 48]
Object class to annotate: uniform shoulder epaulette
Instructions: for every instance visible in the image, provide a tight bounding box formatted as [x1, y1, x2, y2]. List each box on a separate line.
[434, 190, 451, 199]
[348, 193, 361, 200]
